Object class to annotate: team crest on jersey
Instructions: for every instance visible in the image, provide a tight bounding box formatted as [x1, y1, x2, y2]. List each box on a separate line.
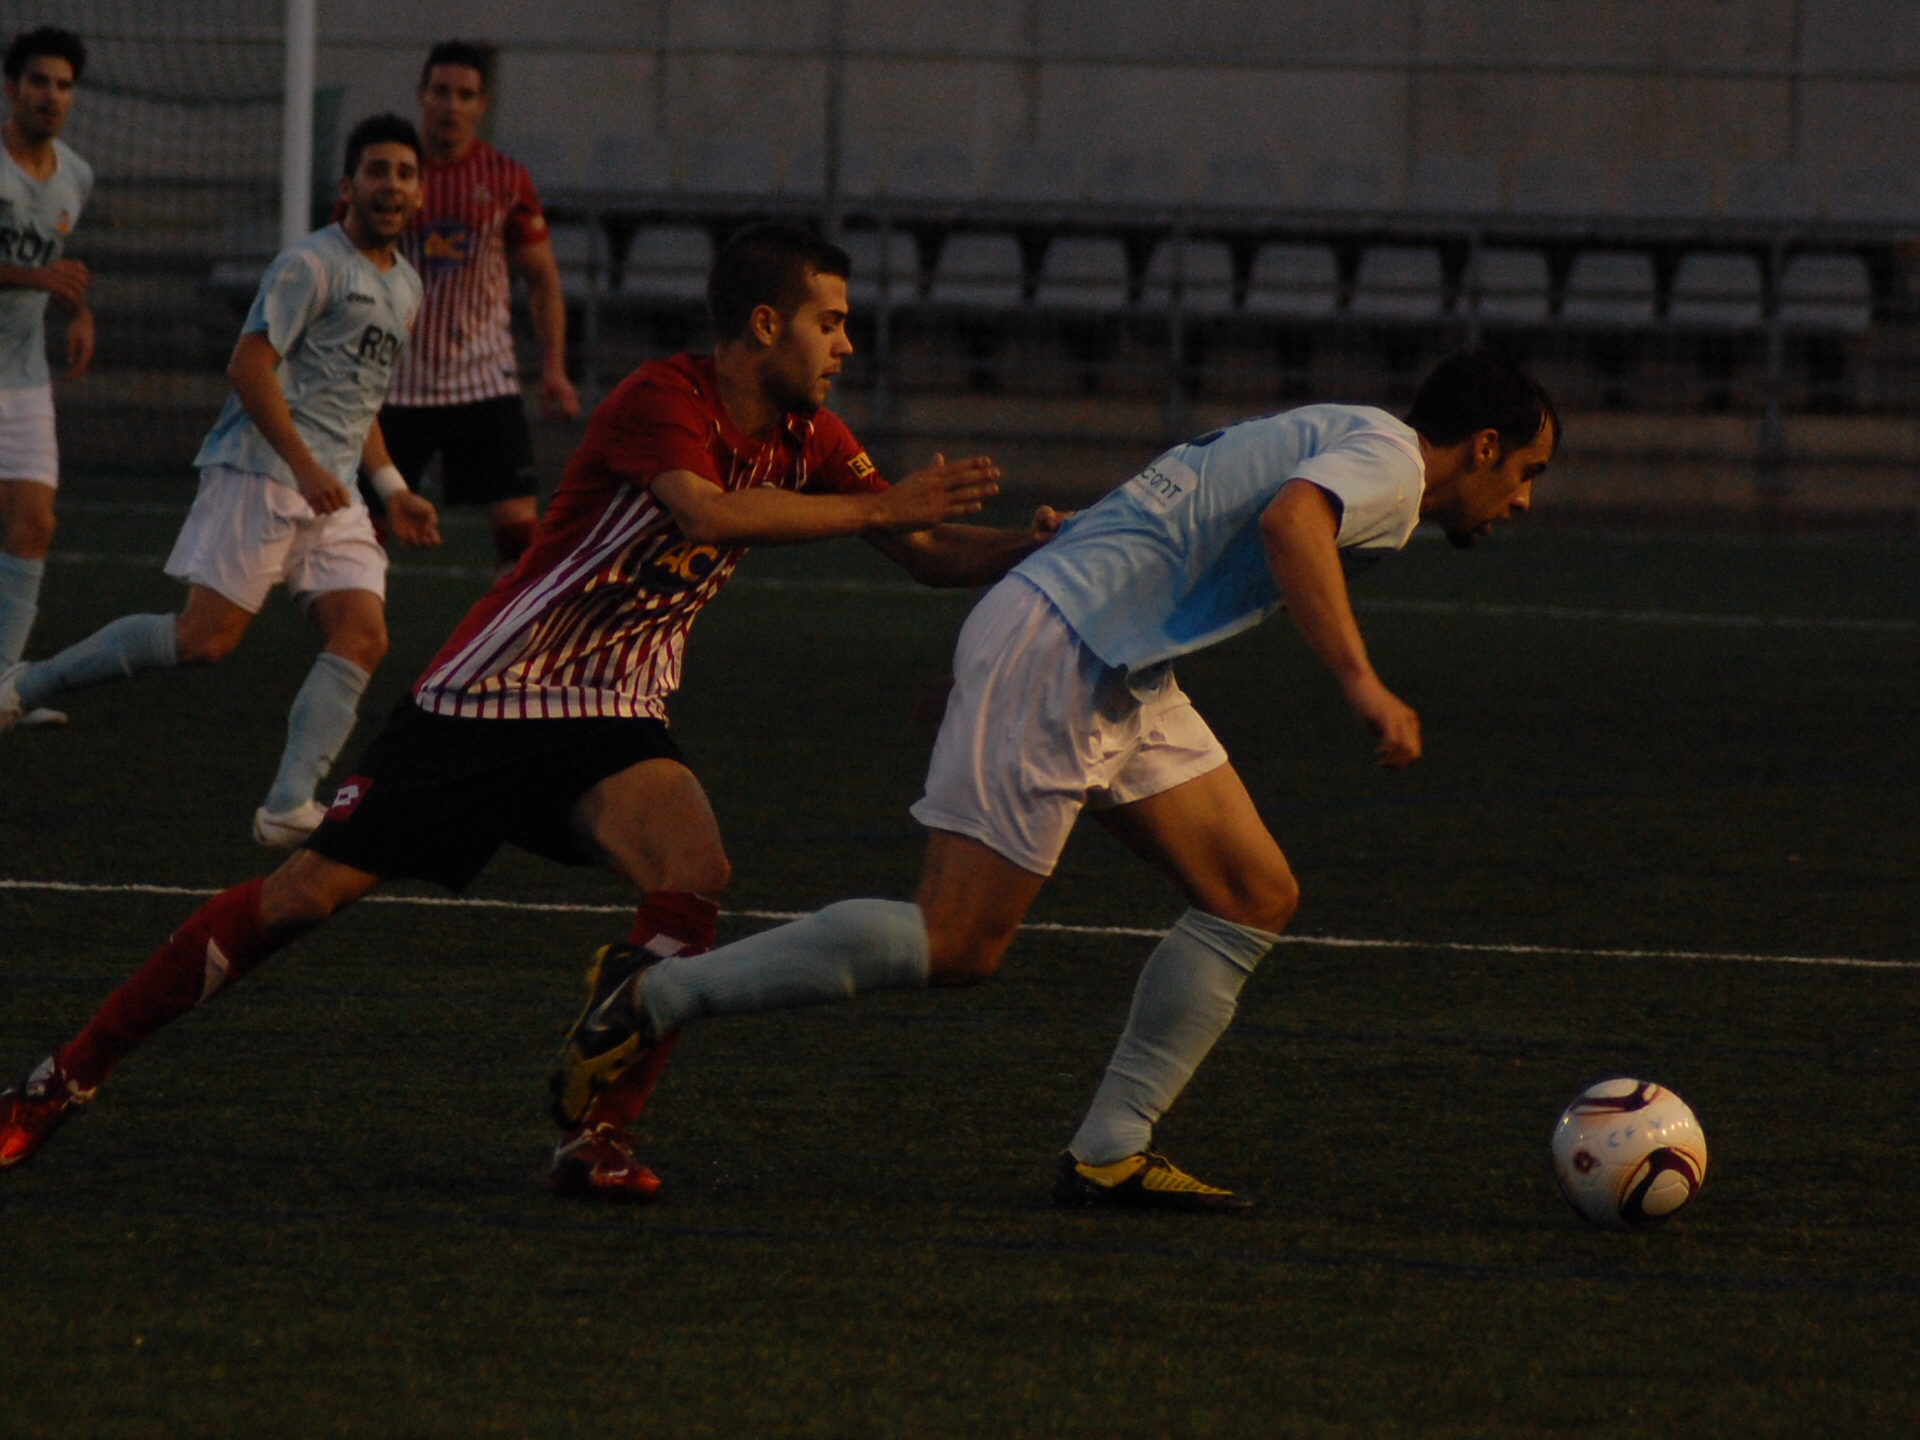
[419, 216, 474, 277]
[848, 450, 876, 480]
[636, 534, 723, 593]
[55, 210, 71, 234]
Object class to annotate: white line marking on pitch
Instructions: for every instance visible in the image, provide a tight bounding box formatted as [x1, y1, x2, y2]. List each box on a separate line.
[43, 551, 1917, 632]
[1, 878, 1910, 971]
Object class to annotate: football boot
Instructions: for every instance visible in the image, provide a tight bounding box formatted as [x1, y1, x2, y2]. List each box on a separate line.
[1051, 1149, 1253, 1215]
[252, 799, 328, 848]
[0, 1055, 93, 1169]
[549, 1122, 663, 1201]
[548, 943, 673, 1128]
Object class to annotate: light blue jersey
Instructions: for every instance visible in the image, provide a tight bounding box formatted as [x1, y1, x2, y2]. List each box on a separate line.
[0, 138, 92, 390]
[195, 224, 422, 489]
[1013, 404, 1425, 673]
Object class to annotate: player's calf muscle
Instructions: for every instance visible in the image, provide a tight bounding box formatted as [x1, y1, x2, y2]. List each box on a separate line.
[259, 852, 377, 936]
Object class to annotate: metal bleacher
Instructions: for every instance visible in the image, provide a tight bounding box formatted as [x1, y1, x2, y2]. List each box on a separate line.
[531, 134, 1920, 427]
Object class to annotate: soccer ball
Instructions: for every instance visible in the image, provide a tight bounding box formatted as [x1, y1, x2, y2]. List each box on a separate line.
[1551, 1078, 1708, 1229]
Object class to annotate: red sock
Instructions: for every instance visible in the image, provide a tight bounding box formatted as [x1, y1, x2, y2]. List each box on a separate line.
[492, 518, 536, 571]
[580, 892, 718, 1130]
[624, 891, 718, 955]
[58, 879, 278, 1093]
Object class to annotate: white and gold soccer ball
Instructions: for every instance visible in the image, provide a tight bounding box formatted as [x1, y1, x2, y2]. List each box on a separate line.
[1551, 1078, 1708, 1229]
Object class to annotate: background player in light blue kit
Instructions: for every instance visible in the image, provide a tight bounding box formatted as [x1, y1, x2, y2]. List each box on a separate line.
[553, 352, 1558, 1211]
[0, 114, 441, 848]
[0, 28, 94, 728]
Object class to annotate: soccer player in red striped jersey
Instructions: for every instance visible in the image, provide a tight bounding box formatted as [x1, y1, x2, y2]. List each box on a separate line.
[372, 41, 578, 573]
[0, 225, 1065, 1199]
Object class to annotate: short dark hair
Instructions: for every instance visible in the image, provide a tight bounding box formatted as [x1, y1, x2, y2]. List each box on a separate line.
[708, 224, 852, 341]
[343, 113, 422, 179]
[420, 40, 492, 92]
[1405, 351, 1560, 456]
[5, 27, 86, 83]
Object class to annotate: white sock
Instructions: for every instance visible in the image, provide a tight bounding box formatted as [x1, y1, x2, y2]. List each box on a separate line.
[640, 899, 930, 1035]
[17, 613, 177, 711]
[263, 652, 369, 814]
[0, 552, 44, 665]
[1068, 908, 1278, 1166]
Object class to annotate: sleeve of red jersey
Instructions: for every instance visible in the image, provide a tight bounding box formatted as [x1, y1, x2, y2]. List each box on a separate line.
[505, 161, 550, 249]
[597, 377, 723, 489]
[807, 410, 888, 495]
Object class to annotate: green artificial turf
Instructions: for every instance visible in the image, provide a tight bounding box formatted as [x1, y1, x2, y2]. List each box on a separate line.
[0, 472, 1915, 1437]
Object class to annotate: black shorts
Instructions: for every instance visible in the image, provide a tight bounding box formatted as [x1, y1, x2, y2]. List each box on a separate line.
[374, 396, 538, 510]
[305, 698, 686, 892]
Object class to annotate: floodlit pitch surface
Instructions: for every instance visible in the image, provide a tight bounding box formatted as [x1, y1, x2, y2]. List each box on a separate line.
[2, 474, 1915, 1438]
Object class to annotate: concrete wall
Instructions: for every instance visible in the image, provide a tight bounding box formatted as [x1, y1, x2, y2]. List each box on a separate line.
[310, 0, 1920, 205]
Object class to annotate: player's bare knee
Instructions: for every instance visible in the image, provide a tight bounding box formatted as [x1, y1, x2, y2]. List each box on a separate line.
[174, 623, 241, 666]
[328, 623, 387, 673]
[674, 848, 730, 896]
[1207, 867, 1298, 936]
[5, 508, 54, 557]
[926, 933, 1009, 987]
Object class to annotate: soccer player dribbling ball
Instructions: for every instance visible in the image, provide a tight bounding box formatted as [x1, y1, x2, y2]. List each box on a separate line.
[546, 351, 1558, 1214]
[0, 115, 442, 846]
[0, 224, 1066, 1199]
[367, 40, 579, 574]
[0, 27, 94, 728]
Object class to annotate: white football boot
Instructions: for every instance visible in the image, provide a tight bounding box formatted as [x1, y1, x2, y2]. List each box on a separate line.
[252, 799, 328, 848]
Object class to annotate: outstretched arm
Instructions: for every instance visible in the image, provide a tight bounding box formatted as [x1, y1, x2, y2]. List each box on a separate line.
[866, 505, 1068, 587]
[651, 453, 1002, 546]
[1261, 478, 1421, 768]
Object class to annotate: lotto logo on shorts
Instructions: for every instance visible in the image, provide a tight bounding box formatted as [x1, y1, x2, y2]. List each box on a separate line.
[327, 776, 374, 820]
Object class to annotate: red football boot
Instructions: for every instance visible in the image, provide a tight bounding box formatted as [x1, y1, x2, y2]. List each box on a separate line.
[549, 1122, 663, 1201]
[0, 1055, 93, 1169]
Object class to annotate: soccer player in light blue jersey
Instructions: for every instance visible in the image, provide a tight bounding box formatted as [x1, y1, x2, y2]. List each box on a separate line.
[552, 352, 1558, 1211]
[0, 114, 442, 848]
[0, 28, 95, 727]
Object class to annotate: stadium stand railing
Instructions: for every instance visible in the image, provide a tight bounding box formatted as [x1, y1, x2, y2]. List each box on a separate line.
[531, 139, 1920, 449]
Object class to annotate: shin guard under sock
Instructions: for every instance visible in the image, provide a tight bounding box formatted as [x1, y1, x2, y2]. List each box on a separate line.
[583, 892, 720, 1130]
[639, 899, 930, 1037]
[263, 653, 370, 814]
[0, 551, 44, 665]
[1068, 908, 1279, 1166]
[57, 879, 278, 1092]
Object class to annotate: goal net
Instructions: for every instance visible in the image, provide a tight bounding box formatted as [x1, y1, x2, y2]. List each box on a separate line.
[0, 0, 289, 469]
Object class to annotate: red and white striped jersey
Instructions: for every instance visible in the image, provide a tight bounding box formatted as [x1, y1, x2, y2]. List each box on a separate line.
[413, 354, 885, 721]
[387, 140, 547, 406]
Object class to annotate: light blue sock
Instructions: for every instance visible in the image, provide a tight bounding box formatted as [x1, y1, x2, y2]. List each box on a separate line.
[0, 552, 43, 664]
[1068, 909, 1279, 1166]
[640, 899, 930, 1035]
[262, 652, 370, 814]
[17, 613, 177, 711]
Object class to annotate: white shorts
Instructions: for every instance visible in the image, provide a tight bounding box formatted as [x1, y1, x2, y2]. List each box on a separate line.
[164, 465, 388, 614]
[910, 576, 1229, 877]
[0, 383, 58, 487]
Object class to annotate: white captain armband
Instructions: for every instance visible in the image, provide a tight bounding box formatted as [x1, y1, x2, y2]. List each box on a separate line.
[368, 464, 408, 500]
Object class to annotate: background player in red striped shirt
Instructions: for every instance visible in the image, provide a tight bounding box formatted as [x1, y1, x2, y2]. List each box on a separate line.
[374, 41, 578, 573]
[0, 225, 1065, 1200]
